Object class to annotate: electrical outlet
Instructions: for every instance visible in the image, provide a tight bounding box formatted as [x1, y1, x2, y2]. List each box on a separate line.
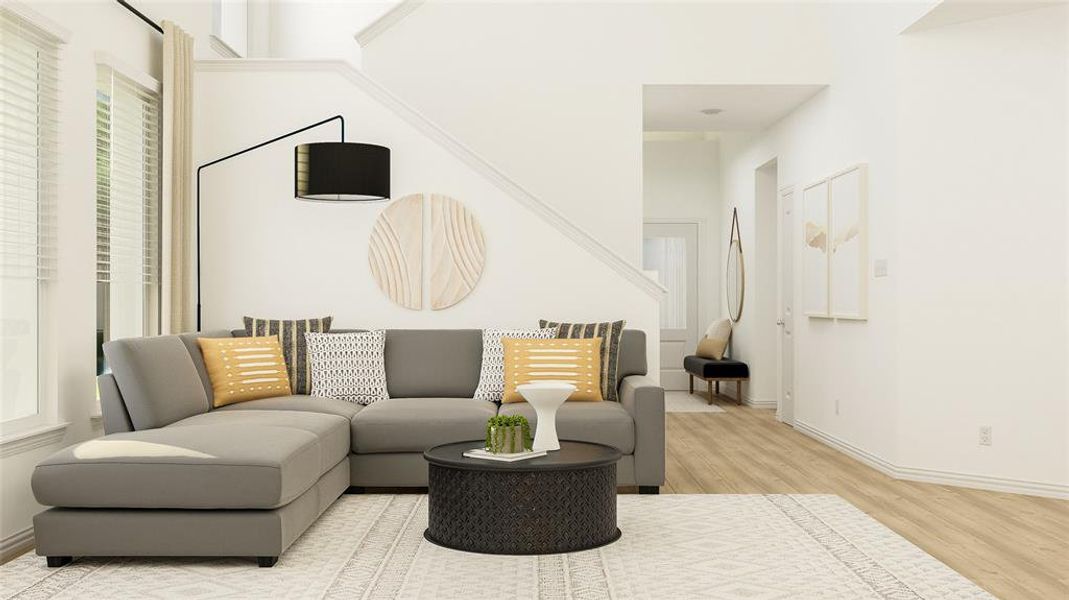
[874, 258, 889, 278]
[979, 426, 992, 446]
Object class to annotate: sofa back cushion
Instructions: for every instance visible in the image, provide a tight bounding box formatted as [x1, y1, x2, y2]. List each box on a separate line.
[103, 335, 209, 430]
[384, 329, 482, 398]
[617, 329, 647, 383]
[231, 326, 646, 398]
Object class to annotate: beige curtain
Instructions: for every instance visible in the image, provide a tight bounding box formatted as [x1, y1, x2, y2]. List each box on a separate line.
[162, 21, 195, 333]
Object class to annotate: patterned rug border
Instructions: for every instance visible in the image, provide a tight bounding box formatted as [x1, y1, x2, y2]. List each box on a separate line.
[1, 495, 992, 600]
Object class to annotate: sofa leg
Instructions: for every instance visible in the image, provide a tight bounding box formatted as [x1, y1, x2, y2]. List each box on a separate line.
[638, 486, 660, 495]
[345, 486, 366, 494]
[46, 556, 72, 568]
[689, 374, 694, 394]
[257, 556, 278, 568]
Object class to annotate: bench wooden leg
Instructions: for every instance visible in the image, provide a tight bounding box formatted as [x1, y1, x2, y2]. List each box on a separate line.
[706, 380, 713, 404]
[715, 381, 720, 395]
[689, 373, 694, 394]
[736, 381, 743, 405]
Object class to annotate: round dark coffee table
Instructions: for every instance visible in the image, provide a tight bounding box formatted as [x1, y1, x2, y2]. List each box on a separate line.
[423, 441, 622, 555]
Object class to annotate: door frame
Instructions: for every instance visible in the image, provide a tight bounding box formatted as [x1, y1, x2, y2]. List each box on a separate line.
[643, 218, 708, 389]
[776, 185, 796, 424]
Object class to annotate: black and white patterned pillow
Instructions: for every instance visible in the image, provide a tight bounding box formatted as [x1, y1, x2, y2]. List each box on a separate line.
[473, 328, 556, 402]
[305, 331, 389, 405]
[243, 316, 332, 395]
[540, 320, 626, 402]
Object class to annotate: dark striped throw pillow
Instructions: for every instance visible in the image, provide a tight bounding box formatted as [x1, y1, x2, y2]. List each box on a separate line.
[243, 316, 332, 395]
[539, 320, 626, 402]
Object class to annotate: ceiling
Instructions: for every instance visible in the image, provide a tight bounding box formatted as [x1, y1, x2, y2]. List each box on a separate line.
[643, 84, 827, 133]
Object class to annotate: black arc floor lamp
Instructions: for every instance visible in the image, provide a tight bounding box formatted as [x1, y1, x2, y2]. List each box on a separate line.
[196, 114, 390, 329]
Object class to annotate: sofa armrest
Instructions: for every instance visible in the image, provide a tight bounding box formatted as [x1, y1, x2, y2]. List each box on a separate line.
[619, 375, 665, 487]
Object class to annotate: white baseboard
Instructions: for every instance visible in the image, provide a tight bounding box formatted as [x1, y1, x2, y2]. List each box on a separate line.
[743, 394, 777, 409]
[1, 526, 33, 563]
[794, 420, 1069, 500]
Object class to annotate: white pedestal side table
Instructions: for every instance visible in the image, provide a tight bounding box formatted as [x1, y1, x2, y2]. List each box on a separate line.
[517, 382, 576, 452]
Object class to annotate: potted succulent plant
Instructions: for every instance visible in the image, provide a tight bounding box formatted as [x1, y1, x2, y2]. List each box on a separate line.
[485, 415, 533, 454]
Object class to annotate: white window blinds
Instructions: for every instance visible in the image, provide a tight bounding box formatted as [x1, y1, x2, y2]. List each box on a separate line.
[95, 64, 160, 285]
[0, 8, 60, 280]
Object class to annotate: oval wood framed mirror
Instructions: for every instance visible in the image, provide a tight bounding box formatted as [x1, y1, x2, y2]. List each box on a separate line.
[726, 208, 745, 322]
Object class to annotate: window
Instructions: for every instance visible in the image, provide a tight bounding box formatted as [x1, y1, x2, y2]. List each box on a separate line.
[0, 9, 60, 429]
[643, 236, 689, 329]
[95, 64, 161, 374]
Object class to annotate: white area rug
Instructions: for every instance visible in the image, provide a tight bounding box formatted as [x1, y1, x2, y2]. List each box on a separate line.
[664, 390, 726, 413]
[0, 495, 991, 599]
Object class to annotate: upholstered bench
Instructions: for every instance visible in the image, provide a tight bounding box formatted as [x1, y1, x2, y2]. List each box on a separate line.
[683, 355, 750, 405]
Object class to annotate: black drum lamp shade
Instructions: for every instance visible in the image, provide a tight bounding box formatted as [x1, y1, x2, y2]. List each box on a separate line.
[295, 142, 390, 201]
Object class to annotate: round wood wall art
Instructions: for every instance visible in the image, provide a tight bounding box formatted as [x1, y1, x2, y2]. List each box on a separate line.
[368, 193, 486, 311]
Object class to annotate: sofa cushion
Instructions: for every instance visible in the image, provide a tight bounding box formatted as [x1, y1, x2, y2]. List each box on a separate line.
[384, 330, 482, 398]
[103, 336, 209, 430]
[31, 425, 321, 509]
[306, 330, 389, 405]
[169, 410, 349, 476]
[501, 337, 603, 402]
[351, 397, 496, 453]
[540, 320, 626, 402]
[197, 336, 292, 407]
[684, 355, 750, 379]
[497, 401, 635, 454]
[617, 329, 647, 382]
[244, 316, 333, 395]
[215, 394, 363, 420]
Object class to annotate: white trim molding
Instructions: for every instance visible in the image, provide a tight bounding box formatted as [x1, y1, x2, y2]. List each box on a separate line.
[0, 422, 68, 458]
[742, 395, 778, 410]
[794, 420, 1069, 500]
[354, 0, 424, 48]
[0, 0, 71, 42]
[194, 59, 667, 300]
[209, 35, 241, 59]
[0, 526, 34, 564]
[95, 51, 162, 94]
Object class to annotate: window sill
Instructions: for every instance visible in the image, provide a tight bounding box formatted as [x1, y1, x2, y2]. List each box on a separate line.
[0, 422, 69, 458]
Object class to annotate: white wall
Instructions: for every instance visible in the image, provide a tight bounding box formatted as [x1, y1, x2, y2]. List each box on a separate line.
[0, 0, 216, 555]
[717, 2, 914, 446]
[642, 137, 721, 330]
[718, 3, 1068, 494]
[193, 63, 660, 366]
[895, 5, 1068, 490]
[362, 1, 838, 265]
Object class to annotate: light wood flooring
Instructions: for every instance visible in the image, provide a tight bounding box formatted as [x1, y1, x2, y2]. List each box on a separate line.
[663, 394, 1069, 600]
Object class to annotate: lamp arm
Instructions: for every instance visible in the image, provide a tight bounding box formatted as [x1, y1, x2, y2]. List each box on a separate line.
[195, 115, 345, 331]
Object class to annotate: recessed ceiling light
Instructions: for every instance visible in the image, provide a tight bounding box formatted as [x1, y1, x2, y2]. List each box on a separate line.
[700, 108, 723, 115]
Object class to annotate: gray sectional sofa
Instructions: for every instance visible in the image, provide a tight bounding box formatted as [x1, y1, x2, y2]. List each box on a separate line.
[31, 328, 665, 567]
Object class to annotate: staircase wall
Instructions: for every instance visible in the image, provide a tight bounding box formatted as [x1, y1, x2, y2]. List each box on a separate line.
[193, 61, 661, 371]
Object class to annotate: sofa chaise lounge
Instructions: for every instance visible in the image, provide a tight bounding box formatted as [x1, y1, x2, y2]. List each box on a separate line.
[31, 328, 665, 567]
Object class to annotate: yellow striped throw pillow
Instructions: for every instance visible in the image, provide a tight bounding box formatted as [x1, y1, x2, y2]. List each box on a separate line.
[197, 336, 292, 407]
[501, 337, 603, 403]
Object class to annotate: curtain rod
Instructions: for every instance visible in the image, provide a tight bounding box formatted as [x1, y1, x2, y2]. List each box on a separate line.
[116, 0, 163, 34]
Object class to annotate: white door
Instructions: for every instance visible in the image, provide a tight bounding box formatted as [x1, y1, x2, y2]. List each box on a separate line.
[643, 222, 699, 390]
[777, 187, 796, 423]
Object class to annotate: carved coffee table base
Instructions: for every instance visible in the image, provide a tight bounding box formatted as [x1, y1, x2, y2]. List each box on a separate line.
[424, 441, 621, 555]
